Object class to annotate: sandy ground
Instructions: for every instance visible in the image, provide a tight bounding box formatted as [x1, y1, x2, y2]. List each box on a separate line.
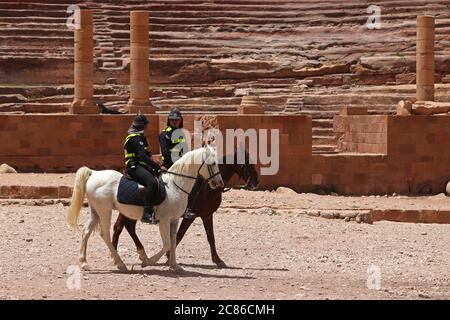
[1, 186, 450, 300]
[3, 173, 450, 210]
[0, 173, 75, 187]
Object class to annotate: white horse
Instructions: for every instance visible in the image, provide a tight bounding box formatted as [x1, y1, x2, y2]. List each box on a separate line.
[67, 145, 224, 272]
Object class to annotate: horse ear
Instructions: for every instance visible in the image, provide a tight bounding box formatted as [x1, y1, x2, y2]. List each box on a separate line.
[207, 133, 216, 145]
[202, 128, 217, 147]
[204, 144, 216, 164]
[207, 143, 217, 153]
[204, 143, 212, 154]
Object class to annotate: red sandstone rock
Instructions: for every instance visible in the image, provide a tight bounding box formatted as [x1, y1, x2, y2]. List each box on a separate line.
[238, 95, 265, 114]
[396, 100, 412, 116]
[339, 106, 367, 116]
[3, 1, 450, 153]
[412, 101, 450, 115]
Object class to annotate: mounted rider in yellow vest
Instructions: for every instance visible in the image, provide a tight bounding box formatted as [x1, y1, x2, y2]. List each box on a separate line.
[159, 108, 196, 219]
[124, 113, 161, 224]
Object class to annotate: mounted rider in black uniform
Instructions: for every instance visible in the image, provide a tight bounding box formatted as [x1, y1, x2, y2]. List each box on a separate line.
[124, 113, 161, 224]
[159, 108, 196, 219]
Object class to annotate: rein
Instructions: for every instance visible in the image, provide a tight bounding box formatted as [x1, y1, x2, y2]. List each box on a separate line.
[164, 170, 197, 180]
[165, 158, 221, 195]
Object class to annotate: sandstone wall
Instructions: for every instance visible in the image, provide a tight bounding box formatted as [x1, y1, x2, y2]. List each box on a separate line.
[0, 114, 160, 172]
[334, 115, 388, 154]
[313, 115, 450, 195]
[0, 114, 313, 191]
[213, 115, 312, 192]
[4, 1, 450, 153]
[2, 114, 450, 195]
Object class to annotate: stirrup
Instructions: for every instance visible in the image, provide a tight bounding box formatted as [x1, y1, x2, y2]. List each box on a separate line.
[183, 209, 196, 219]
[142, 215, 159, 224]
[141, 210, 159, 224]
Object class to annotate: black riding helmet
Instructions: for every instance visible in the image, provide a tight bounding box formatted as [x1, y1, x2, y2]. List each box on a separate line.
[167, 107, 183, 128]
[132, 113, 149, 131]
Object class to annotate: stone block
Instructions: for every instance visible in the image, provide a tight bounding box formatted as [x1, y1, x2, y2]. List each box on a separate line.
[339, 106, 368, 116]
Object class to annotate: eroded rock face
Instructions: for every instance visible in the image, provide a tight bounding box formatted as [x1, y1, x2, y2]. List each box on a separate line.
[238, 95, 265, 114]
[396, 100, 412, 116]
[2, 1, 449, 88]
[3, 1, 450, 152]
[412, 101, 450, 115]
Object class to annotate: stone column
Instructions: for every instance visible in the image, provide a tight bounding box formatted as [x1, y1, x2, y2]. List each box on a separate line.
[238, 95, 265, 114]
[416, 15, 435, 101]
[127, 11, 155, 113]
[70, 9, 97, 114]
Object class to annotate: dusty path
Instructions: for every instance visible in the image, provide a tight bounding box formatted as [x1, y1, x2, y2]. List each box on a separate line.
[1, 187, 450, 300]
[3, 173, 450, 210]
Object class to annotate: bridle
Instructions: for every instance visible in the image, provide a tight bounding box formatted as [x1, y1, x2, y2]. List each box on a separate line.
[165, 157, 221, 196]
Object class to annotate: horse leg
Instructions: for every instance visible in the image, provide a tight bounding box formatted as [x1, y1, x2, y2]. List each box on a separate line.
[143, 220, 171, 267]
[202, 214, 227, 268]
[98, 209, 127, 271]
[112, 214, 125, 250]
[78, 209, 99, 271]
[113, 214, 147, 262]
[124, 217, 148, 263]
[166, 217, 195, 261]
[168, 219, 182, 272]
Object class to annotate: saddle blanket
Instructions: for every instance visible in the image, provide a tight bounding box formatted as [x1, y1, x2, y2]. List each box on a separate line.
[117, 175, 166, 207]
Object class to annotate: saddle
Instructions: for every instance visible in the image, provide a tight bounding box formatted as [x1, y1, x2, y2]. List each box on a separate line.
[117, 175, 167, 207]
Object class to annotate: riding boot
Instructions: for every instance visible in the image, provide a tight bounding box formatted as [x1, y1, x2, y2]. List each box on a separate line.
[183, 190, 197, 219]
[141, 206, 159, 224]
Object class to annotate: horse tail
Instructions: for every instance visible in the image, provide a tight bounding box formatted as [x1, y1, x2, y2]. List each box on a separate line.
[67, 166, 92, 231]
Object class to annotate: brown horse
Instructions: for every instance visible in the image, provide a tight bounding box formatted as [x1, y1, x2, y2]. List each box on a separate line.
[112, 150, 259, 268]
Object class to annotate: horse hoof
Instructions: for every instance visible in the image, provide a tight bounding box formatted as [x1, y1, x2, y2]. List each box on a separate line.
[169, 265, 184, 273]
[137, 250, 148, 263]
[142, 258, 156, 268]
[81, 263, 90, 271]
[117, 263, 128, 272]
[216, 261, 227, 268]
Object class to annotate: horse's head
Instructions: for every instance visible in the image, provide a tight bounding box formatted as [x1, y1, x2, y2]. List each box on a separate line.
[198, 144, 224, 190]
[220, 148, 259, 190]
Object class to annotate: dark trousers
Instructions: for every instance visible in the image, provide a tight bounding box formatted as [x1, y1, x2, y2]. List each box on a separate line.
[127, 166, 158, 208]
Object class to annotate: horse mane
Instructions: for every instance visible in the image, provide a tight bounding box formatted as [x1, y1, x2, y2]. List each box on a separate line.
[162, 147, 205, 186]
